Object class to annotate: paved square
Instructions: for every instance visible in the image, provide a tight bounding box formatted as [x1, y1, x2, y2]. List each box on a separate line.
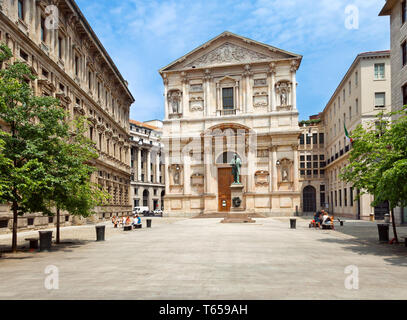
[0, 217, 407, 299]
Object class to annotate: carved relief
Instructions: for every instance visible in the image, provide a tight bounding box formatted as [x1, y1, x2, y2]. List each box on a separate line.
[253, 91, 268, 108]
[254, 79, 267, 87]
[255, 170, 270, 186]
[190, 84, 203, 92]
[189, 96, 204, 111]
[186, 42, 270, 68]
[191, 173, 204, 187]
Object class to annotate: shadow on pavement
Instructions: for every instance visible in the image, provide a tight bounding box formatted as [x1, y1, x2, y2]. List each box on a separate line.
[316, 237, 407, 267]
[0, 239, 93, 260]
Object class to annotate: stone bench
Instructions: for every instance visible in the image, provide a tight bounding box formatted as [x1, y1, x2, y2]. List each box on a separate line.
[123, 225, 132, 231]
[25, 238, 39, 250]
[321, 223, 334, 230]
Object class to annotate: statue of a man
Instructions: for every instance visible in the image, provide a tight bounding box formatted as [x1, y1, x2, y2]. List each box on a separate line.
[230, 154, 241, 184]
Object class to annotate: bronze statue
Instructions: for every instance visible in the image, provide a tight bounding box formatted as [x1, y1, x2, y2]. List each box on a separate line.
[230, 154, 241, 184]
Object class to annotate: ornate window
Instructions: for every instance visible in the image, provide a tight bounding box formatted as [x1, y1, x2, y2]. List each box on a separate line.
[222, 87, 234, 109]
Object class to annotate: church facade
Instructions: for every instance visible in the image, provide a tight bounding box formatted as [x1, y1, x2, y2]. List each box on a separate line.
[159, 32, 302, 217]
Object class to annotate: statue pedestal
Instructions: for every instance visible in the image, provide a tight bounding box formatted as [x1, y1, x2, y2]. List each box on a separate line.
[221, 184, 255, 223]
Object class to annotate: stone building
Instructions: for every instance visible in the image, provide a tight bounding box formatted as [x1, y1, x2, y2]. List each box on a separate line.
[159, 31, 303, 217]
[379, 0, 407, 224]
[129, 120, 165, 211]
[320, 51, 391, 220]
[380, 0, 407, 118]
[298, 115, 327, 214]
[0, 0, 134, 233]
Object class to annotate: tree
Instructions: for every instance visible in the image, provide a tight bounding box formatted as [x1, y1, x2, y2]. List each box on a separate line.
[340, 107, 407, 243]
[0, 43, 108, 251]
[42, 117, 110, 244]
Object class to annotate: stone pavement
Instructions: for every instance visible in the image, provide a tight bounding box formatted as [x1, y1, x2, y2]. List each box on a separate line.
[0, 217, 407, 300]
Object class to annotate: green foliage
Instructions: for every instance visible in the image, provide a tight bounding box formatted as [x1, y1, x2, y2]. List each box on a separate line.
[340, 107, 407, 210]
[0, 43, 110, 249]
[299, 119, 322, 126]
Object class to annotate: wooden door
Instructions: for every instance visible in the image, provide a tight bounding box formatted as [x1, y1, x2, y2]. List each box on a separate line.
[218, 167, 233, 212]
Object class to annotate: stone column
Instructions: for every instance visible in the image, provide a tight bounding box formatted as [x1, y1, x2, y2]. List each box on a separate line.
[269, 64, 276, 112]
[268, 147, 273, 193]
[146, 149, 151, 182]
[163, 79, 169, 119]
[137, 148, 141, 181]
[204, 135, 212, 193]
[292, 144, 299, 192]
[156, 151, 160, 183]
[272, 146, 278, 191]
[164, 153, 170, 195]
[247, 148, 255, 192]
[184, 155, 191, 195]
[235, 81, 239, 111]
[291, 62, 298, 111]
[181, 73, 188, 117]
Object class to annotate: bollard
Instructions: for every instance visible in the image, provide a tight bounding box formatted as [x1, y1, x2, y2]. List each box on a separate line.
[95, 225, 105, 241]
[147, 219, 152, 228]
[290, 219, 296, 229]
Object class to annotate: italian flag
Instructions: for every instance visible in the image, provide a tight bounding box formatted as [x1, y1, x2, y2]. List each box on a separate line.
[344, 124, 353, 143]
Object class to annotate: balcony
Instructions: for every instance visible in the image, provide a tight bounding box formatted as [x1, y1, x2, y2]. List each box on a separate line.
[217, 109, 237, 116]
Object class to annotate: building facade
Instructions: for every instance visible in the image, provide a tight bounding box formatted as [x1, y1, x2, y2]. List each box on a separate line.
[0, 0, 134, 233]
[160, 31, 303, 217]
[380, 0, 407, 224]
[298, 115, 327, 214]
[380, 0, 407, 118]
[318, 51, 391, 220]
[129, 120, 165, 211]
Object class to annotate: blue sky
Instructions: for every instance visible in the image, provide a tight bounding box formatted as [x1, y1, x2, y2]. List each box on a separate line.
[76, 0, 390, 121]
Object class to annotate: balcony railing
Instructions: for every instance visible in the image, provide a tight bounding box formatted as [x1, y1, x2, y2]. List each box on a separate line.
[217, 109, 236, 116]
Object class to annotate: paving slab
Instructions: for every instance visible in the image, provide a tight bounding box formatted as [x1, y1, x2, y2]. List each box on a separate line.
[0, 217, 406, 299]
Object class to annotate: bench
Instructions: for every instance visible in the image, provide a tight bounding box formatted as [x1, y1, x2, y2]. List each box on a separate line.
[25, 238, 39, 250]
[123, 225, 132, 231]
[321, 223, 334, 230]
[133, 224, 142, 229]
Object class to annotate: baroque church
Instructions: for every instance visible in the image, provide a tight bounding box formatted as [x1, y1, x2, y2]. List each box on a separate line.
[160, 31, 302, 217]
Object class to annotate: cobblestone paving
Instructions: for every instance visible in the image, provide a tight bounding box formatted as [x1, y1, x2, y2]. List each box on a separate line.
[0, 217, 406, 300]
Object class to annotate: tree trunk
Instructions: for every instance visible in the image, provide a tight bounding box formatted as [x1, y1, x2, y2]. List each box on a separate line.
[11, 200, 18, 253]
[391, 207, 399, 244]
[56, 207, 60, 244]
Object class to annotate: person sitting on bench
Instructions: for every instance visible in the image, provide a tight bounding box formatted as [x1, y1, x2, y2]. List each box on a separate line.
[132, 215, 141, 226]
[321, 211, 334, 229]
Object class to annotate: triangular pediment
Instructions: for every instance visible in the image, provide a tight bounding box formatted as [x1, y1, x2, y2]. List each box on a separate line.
[160, 31, 302, 72]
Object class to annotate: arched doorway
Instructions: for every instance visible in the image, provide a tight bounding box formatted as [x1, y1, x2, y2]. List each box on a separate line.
[303, 186, 316, 212]
[143, 189, 149, 207]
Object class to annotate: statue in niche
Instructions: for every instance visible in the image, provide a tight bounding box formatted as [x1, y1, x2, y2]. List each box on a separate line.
[280, 89, 288, 106]
[168, 91, 181, 114]
[173, 166, 180, 185]
[282, 168, 289, 182]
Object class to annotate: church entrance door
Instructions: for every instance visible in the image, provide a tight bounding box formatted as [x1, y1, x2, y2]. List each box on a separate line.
[218, 167, 233, 212]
